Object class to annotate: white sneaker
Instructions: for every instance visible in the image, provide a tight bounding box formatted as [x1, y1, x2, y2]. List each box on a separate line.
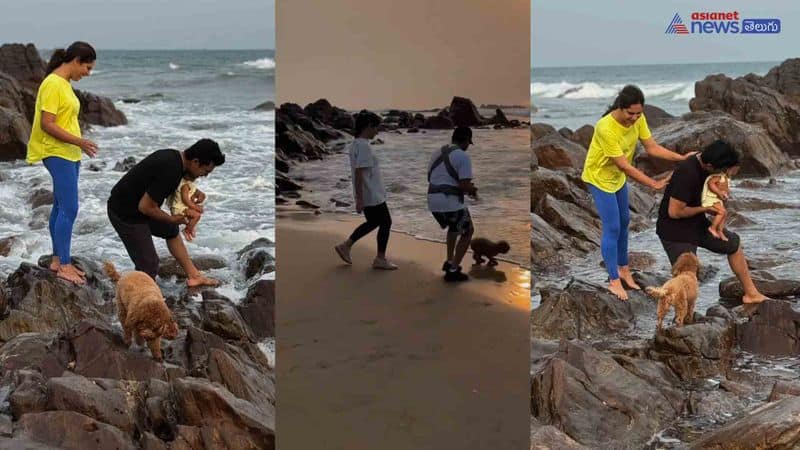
[335, 243, 352, 264]
[372, 257, 398, 270]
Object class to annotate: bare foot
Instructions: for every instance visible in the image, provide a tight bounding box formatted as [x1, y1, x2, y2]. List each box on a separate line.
[708, 227, 722, 240]
[183, 228, 195, 242]
[49, 256, 60, 272]
[187, 273, 219, 287]
[719, 229, 729, 242]
[608, 279, 629, 301]
[742, 293, 768, 304]
[618, 267, 641, 290]
[56, 266, 86, 285]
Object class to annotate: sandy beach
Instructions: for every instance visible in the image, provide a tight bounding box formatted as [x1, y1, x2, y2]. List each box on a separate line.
[276, 211, 530, 450]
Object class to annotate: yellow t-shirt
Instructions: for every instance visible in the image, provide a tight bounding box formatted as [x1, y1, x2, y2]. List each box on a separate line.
[26, 73, 82, 163]
[581, 113, 652, 193]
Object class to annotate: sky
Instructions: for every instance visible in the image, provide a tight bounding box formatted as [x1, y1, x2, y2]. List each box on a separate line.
[532, 0, 799, 67]
[1, 0, 274, 49]
[277, 0, 530, 110]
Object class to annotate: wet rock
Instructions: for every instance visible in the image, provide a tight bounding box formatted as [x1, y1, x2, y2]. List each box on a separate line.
[728, 196, 799, 212]
[531, 279, 653, 340]
[651, 309, 736, 380]
[768, 380, 800, 401]
[86, 161, 105, 172]
[690, 71, 800, 156]
[530, 167, 594, 212]
[74, 90, 127, 128]
[0, 235, 18, 257]
[0, 106, 30, 162]
[532, 132, 586, 170]
[719, 275, 800, 300]
[236, 238, 275, 280]
[487, 108, 510, 127]
[237, 280, 275, 339]
[28, 188, 53, 209]
[0, 414, 10, 437]
[277, 102, 343, 143]
[636, 111, 792, 177]
[530, 422, 588, 449]
[276, 173, 303, 192]
[736, 300, 800, 357]
[200, 291, 252, 341]
[727, 211, 756, 227]
[296, 200, 320, 209]
[304, 99, 354, 131]
[275, 150, 290, 173]
[531, 340, 681, 449]
[690, 396, 800, 449]
[535, 194, 600, 248]
[139, 432, 167, 450]
[157, 255, 227, 280]
[531, 123, 557, 141]
[113, 157, 137, 172]
[1, 263, 113, 341]
[448, 96, 483, 127]
[15, 410, 136, 450]
[172, 377, 275, 449]
[46, 376, 138, 434]
[421, 114, 453, 129]
[9, 370, 47, 420]
[0, 333, 66, 380]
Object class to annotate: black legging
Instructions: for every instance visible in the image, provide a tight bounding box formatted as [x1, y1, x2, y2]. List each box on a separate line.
[349, 202, 391, 253]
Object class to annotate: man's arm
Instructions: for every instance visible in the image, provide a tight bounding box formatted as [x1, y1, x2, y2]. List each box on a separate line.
[138, 192, 184, 224]
[668, 196, 719, 219]
[458, 179, 477, 196]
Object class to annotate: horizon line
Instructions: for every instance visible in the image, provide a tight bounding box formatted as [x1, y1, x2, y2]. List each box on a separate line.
[530, 58, 788, 70]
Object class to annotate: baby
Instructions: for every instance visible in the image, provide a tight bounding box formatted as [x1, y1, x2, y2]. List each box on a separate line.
[701, 165, 738, 241]
[169, 175, 206, 241]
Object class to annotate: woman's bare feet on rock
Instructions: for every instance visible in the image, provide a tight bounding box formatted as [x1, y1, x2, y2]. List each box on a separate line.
[608, 278, 629, 301]
[57, 265, 86, 285]
[618, 267, 641, 290]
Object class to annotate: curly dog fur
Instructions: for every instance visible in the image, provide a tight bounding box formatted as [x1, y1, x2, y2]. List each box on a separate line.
[645, 252, 700, 331]
[103, 261, 178, 361]
[470, 238, 510, 266]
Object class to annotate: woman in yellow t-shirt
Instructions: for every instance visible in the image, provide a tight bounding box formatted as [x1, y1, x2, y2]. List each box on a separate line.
[581, 85, 692, 300]
[27, 41, 99, 284]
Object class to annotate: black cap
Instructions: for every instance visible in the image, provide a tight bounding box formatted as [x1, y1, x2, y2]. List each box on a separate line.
[452, 126, 473, 144]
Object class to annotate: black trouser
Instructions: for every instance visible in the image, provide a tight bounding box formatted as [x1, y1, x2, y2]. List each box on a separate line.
[108, 204, 179, 279]
[660, 228, 740, 266]
[349, 202, 391, 254]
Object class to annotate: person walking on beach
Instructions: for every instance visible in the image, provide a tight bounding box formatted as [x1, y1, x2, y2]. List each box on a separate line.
[427, 126, 478, 282]
[657, 140, 767, 304]
[582, 85, 693, 300]
[107, 139, 224, 287]
[334, 111, 398, 270]
[26, 41, 99, 284]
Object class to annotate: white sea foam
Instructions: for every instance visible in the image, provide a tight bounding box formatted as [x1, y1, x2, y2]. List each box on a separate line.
[532, 80, 693, 100]
[242, 57, 275, 70]
[169, 62, 180, 70]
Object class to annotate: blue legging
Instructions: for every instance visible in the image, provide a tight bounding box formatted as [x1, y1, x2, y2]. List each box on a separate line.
[43, 157, 80, 265]
[588, 183, 630, 280]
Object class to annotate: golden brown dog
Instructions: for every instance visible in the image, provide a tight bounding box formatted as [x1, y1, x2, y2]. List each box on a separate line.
[645, 252, 700, 331]
[103, 261, 179, 361]
[470, 238, 511, 266]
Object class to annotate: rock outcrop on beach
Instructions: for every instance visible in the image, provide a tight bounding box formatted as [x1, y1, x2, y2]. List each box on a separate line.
[0, 240, 276, 449]
[0, 43, 126, 162]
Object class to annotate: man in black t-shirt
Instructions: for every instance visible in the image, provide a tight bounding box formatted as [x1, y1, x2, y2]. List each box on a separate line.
[107, 138, 225, 286]
[656, 140, 766, 304]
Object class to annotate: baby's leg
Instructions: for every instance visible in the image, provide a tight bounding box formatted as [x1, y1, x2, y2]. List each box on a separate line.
[183, 209, 201, 241]
[708, 202, 724, 240]
[716, 204, 728, 241]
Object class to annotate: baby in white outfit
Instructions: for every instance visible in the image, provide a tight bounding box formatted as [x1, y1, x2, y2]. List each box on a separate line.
[169, 176, 206, 241]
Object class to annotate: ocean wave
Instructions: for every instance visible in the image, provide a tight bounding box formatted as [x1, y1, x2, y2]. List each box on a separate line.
[169, 62, 180, 70]
[242, 57, 275, 70]
[532, 81, 694, 100]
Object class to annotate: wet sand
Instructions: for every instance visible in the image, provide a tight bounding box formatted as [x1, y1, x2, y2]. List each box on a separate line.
[276, 211, 530, 450]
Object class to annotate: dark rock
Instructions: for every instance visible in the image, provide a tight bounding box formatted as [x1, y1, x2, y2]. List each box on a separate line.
[276, 173, 303, 192]
[172, 377, 275, 449]
[28, 188, 53, 209]
[0, 44, 46, 87]
[275, 150, 290, 173]
[690, 73, 800, 156]
[719, 275, 800, 299]
[568, 125, 593, 149]
[113, 157, 136, 172]
[73, 90, 127, 128]
[0, 235, 18, 257]
[237, 280, 275, 339]
[9, 370, 47, 420]
[0, 106, 30, 162]
[200, 291, 252, 341]
[531, 340, 682, 449]
[643, 104, 676, 129]
[530, 422, 588, 449]
[304, 99, 354, 131]
[760, 58, 800, 104]
[728, 197, 799, 211]
[531, 279, 653, 340]
[46, 376, 138, 434]
[0, 333, 66, 380]
[421, 114, 453, 129]
[120, 98, 140, 104]
[769, 380, 800, 401]
[296, 200, 320, 209]
[236, 239, 275, 280]
[636, 111, 791, 177]
[532, 132, 586, 170]
[139, 432, 167, 450]
[157, 255, 227, 280]
[690, 396, 800, 449]
[448, 96, 483, 127]
[15, 410, 136, 450]
[531, 123, 557, 141]
[277, 102, 343, 143]
[736, 300, 800, 357]
[253, 101, 274, 111]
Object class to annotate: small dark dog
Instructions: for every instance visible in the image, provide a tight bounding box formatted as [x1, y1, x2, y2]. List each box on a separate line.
[470, 238, 510, 266]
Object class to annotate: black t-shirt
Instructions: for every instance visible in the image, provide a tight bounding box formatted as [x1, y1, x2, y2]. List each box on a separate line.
[656, 156, 712, 244]
[108, 149, 183, 222]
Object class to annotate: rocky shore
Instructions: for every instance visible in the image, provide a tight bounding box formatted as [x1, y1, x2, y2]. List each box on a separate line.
[275, 96, 527, 208]
[531, 59, 800, 448]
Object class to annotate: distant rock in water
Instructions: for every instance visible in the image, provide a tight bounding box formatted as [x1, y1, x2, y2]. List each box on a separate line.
[74, 90, 127, 128]
[113, 156, 137, 172]
[120, 98, 140, 104]
[0, 43, 46, 88]
[0, 106, 30, 161]
[449, 96, 484, 127]
[254, 101, 274, 111]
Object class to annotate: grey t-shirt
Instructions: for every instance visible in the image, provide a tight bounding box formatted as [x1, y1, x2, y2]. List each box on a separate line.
[349, 138, 386, 207]
[427, 144, 472, 212]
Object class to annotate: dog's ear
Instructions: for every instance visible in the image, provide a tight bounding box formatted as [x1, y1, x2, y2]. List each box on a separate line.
[672, 252, 700, 276]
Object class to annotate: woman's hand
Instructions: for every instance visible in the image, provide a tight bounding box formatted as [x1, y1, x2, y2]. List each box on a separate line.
[651, 178, 669, 190]
[79, 139, 98, 157]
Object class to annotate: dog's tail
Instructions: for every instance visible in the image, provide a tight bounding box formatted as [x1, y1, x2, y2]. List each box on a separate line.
[103, 260, 121, 283]
[645, 286, 669, 299]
